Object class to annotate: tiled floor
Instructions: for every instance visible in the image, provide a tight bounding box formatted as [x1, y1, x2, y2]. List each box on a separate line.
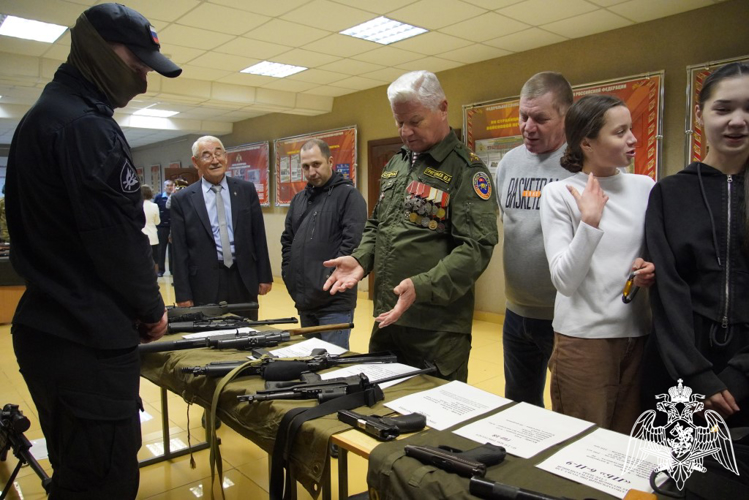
[0, 277, 550, 499]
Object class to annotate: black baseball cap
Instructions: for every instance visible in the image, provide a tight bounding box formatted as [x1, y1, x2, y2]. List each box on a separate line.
[84, 3, 182, 78]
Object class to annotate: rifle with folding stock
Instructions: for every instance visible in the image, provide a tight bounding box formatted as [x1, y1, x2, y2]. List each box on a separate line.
[139, 323, 352, 354]
[166, 301, 259, 322]
[237, 365, 437, 404]
[182, 349, 397, 380]
[168, 316, 298, 334]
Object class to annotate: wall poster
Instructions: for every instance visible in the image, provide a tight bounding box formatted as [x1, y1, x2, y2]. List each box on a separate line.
[686, 55, 749, 163]
[274, 126, 357, 206]
[225, 141, 270, 207]
[150, 164, 161, 189]
[463, 72, 664, 180]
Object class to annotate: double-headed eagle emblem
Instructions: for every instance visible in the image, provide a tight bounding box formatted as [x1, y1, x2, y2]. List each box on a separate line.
[623, 379, 739, 490]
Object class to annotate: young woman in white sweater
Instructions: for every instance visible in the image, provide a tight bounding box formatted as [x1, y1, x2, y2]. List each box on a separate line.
[540, 94, 655, 433]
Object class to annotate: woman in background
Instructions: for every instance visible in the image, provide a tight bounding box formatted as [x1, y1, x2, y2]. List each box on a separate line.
[141, 184, 160, 273]
[642, 62, 749, 426]
[540, 94, 655, 433]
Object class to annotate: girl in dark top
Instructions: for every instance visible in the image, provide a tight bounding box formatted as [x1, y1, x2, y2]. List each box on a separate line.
[642, 62, 749, 428]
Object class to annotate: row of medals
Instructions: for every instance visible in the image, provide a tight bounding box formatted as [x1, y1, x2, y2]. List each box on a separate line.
[403, 181, 449, 233]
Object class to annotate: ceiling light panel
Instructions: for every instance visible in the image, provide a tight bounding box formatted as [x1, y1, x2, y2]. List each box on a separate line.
[0, 15, 67, 43]
[241, 61, 307, 78]
[340, 17, 427, 45]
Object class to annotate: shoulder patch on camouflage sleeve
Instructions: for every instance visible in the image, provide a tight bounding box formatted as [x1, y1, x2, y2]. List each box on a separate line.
[472, 171, 492, 200]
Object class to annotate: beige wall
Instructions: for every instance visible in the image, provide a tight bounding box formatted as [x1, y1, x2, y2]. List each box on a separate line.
[144, 0, 749, 315]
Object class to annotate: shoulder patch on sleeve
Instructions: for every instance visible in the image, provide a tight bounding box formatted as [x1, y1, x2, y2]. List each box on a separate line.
[472, 171, 492, 200]
[120, 159, 140, 193]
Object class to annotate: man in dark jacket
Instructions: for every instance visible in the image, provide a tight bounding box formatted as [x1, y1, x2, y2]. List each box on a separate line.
[5, 4, 180, 498]
[281, 139, 367, 349]
[154, 179, 175, 276]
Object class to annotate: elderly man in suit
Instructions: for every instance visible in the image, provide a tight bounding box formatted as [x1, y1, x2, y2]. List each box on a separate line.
[170, 136, 272, 320]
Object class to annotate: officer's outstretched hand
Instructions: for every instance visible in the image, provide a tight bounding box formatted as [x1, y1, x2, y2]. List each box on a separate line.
[323, 256, 364, 295]
[375, 278, 416, 328]
[139, 310, 168, 344]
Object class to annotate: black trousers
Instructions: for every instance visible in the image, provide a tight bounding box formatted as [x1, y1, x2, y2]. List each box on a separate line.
[216, 263, 258, 321]
[156, 226, 171, 274]
[12, 326, 142, 500]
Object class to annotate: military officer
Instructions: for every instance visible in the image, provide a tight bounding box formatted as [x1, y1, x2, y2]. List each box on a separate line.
[324, 70, 499, 382]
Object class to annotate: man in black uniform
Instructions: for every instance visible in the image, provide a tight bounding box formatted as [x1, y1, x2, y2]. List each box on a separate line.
[5, 4, 181, 498]
[154, 179, 175, 276]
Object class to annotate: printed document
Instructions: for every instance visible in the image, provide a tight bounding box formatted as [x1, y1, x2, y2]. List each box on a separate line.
[385, 381, 511, 430]
[536, 428, 668, 499]
[454, 402, 593, 458]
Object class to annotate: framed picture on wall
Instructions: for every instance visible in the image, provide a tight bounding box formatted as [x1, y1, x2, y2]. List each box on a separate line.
[225, 141, 271, 207]
[274, 126, 357, 206]
[169, 161, 181, 170]
[464, 71, 664, 180]
[150, 164, 161, 189]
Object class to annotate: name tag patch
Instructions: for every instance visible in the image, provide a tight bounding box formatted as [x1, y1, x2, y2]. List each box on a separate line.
[423, 167, 452, 184]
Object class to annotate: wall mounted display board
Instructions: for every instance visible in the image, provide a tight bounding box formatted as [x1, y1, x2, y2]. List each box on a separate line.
[225, 141, 270, 207]
[137, 166, 146, 184]
[274, 126, 357, 207]
[463, 72, 664, 180]
[150, 164, 161, 189]
[686, 55, 749, 163]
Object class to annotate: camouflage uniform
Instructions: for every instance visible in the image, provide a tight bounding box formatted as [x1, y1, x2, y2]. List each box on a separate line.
[353, 130, 498, 381]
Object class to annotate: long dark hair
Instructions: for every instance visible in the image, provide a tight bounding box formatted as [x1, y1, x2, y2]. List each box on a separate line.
[560, 94, 626, 173]
[698, 62, 749, 255]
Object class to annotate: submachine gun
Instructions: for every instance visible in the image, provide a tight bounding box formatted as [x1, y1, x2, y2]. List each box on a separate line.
[182, 349, 398, 380]
[166, 301, 259, 323]
[0, 404, 52, 499]
[139, 323, 353, 354]
[237, 365, 437, 405]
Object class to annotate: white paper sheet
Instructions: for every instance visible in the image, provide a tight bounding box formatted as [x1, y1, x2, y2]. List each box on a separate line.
[319, 362, 419, 389]
[385, 381, 511, 430]
[536, 428, 668, 499]
[454, 402, 594, 458]
[269, 338, 347, 357]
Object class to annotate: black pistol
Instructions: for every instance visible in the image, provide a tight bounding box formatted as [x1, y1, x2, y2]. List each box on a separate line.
[404, 443, 506, 478]
[337, 410, 426, 441]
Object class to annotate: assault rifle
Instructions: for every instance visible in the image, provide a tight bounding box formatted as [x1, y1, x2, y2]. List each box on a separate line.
[337, 409, 426, 441]
[211, 323, 352, 350]
[166, 301, 259, 322]
[237, 365, 437, 404]
[168, 316, 298, 334]
[139, 323, 352, 354]
[182, 349, 397, 380]
[139, 330, 291, 354]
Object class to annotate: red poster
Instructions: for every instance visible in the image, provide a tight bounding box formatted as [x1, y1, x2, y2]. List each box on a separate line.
[464, 73, 663, 180]
[274, 126, 357, 206]
[225, 142, 270, 207]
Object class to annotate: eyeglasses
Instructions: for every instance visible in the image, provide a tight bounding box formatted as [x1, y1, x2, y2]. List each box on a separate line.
[200, 150, 225, 162]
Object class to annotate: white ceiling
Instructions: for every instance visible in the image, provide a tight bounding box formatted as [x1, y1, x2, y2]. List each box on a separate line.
[0, 0, 727, 148]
